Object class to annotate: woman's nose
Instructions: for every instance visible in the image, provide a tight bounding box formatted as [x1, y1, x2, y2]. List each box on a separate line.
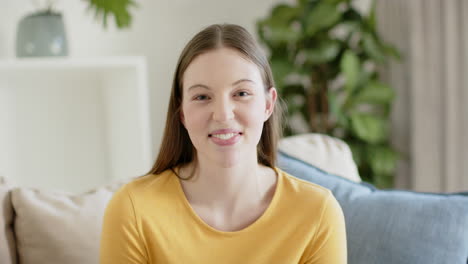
[212, 97, 235, 122]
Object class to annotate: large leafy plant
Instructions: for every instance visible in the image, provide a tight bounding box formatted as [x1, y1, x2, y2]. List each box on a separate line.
[257, 0, 401, 188]
[30, 0, 137, 29]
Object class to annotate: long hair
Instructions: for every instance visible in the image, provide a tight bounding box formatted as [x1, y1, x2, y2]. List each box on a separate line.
[146, 24, 284, 180]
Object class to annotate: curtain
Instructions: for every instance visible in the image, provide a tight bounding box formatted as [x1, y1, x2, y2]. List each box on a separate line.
[377, 0, 468, 192]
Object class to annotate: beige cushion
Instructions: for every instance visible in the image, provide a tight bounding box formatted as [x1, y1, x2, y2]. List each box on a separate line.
[279, 133, 361, 182]
[0, 177, 16, 264]
[11, 179, 131, 264]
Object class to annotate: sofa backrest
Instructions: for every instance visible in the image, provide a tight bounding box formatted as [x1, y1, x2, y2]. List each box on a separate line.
[10, 177, 133, 264]
[278, 152, 468, 264]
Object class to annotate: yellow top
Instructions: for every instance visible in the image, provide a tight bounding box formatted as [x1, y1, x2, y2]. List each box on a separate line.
[100, 167, 347, 263]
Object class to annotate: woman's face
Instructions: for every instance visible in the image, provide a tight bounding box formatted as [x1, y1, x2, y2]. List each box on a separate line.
[181, 47, 276, 167]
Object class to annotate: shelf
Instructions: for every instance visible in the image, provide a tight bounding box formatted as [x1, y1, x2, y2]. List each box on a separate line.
[0, 56, 147, 70]
[0, 56, 153, 193]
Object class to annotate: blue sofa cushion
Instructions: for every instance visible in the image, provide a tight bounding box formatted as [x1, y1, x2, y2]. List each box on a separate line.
[277, 151, 468, 264]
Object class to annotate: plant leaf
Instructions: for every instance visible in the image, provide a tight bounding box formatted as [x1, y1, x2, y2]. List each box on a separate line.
[342, 7, 363, 23]
[328, 92, 349, 129]
[374, 173, 393, 189]
[382, 42, 402, 60]
[270, 25, 301, 45]
[367, 145, 398, 177]
[258, 4, 300, 46]
[350, 113, 387, 143]
[269, 4, 299, 27]
[362, 33, 386, 63]
[304, 40, 341, 65]
[353, 80, 395, 105]
[348, 142, 366, 167]
[305, 2, 342, 36]
[270, 58, 294, 88]
[87, 0, 137, 29]
[340, 50, 360, 93]
[367, 0, 377, 31]
[103, 10, 108, 28]
[324, 0, 346, 4]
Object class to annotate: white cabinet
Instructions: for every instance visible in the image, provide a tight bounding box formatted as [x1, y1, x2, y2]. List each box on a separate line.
[0, 57, 153, 193]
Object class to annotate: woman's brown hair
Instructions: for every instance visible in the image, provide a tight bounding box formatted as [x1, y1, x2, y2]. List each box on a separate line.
[146, 23, 284, 180]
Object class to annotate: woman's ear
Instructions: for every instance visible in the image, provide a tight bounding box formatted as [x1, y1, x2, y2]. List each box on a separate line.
[264, 87, 277, 122]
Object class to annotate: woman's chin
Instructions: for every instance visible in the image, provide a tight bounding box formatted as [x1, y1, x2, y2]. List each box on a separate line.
[197, 148, 254, 168]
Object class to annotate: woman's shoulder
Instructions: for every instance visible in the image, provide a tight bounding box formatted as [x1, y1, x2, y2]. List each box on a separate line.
[276, 167, 344, 222]
[276, 167, 336, 207]
[277, 167, 331, 196]
[113, 168, 176, 199]
[104, 169, 178, 221]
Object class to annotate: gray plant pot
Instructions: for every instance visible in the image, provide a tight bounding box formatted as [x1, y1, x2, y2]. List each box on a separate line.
[16, 11, 69, 57]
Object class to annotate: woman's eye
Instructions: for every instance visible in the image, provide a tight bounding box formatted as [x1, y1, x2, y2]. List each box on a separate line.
[194, 95, 209, 101]
[236, 91, 250, 97]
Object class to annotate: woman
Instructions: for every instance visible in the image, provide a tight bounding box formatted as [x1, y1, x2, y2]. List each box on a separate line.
[100, 23, 347, 263]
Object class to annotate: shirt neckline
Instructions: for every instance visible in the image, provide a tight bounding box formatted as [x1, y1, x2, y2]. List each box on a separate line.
[171, 166, 283, 236]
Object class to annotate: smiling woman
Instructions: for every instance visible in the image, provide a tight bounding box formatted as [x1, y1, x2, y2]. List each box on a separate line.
[100, 24, 347, 264]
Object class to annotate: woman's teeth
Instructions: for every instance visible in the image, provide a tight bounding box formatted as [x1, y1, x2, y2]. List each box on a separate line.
[211, 133, 238, 140]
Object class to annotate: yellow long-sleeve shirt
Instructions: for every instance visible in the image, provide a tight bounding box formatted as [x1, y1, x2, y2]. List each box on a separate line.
[100, 167, 347, 263]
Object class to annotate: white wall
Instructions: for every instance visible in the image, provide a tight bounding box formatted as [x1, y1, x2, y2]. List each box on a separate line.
[0, 0, 290, 163]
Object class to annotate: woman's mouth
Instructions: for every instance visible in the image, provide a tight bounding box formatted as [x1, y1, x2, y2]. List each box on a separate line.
[208, 132, 242, 146]
[210, 133, 239, 139]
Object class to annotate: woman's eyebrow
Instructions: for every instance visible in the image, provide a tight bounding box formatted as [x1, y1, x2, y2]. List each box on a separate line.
[188, 84, 210, 91]
[188, 79, 255, 91]
[232, 79, 255, 86]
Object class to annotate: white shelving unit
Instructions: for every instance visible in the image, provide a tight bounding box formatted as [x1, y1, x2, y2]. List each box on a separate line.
[0, 56, 153, 193]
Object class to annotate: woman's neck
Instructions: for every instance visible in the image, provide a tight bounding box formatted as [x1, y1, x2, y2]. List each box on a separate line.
[177, 157, 276, 215]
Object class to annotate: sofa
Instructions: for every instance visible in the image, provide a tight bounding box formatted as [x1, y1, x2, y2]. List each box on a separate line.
[1, 133, 467, 264]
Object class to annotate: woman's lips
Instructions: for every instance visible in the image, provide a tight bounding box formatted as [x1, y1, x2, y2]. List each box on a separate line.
[209, 128, 242, 135]
[207, 128, 243, 146]
[210, 134, 241, 146]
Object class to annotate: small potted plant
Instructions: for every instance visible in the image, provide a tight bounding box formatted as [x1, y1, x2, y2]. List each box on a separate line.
[16, 0, 137, 57]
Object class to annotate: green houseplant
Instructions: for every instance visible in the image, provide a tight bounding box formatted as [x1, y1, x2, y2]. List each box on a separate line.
[16, 0, 137, 57]
[257, 0, 401, 188]
[29, 0, 138, 28]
